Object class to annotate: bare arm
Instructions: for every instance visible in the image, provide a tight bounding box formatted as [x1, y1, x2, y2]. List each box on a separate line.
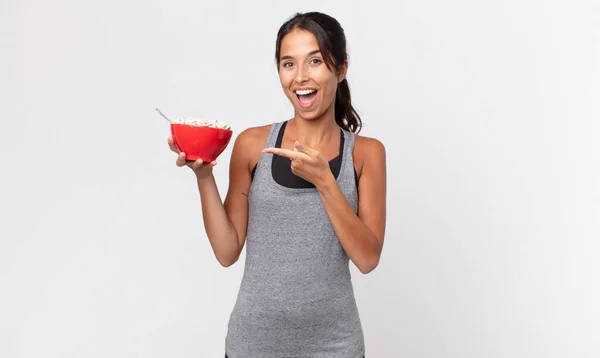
[316, 137, 386, 274]
[195, 172, 244, 267]
[168, 128, 264, 267]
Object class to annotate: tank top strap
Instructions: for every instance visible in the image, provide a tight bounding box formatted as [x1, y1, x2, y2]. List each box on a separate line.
[252, 121, 284, 183]
[265, 121, 284, 148]
[340, 129, 356, 177]
[338, 129, 358, 213]
[342, 129, 355, 154]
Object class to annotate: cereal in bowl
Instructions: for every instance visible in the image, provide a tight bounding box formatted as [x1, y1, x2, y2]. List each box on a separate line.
[172, 117, 231, 130]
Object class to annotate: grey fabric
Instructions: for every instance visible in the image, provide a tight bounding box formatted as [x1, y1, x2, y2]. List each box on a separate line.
[225, 121, 365, 358]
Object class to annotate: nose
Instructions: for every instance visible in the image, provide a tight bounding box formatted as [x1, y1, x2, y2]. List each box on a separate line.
[295, 64, 309, 84]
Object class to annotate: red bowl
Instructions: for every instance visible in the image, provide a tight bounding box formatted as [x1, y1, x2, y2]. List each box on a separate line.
[170, 123, 233, 162]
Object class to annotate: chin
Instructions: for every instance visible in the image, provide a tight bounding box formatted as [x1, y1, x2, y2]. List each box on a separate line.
[295, 105, 328, 121]
[296, 110, 323, 121]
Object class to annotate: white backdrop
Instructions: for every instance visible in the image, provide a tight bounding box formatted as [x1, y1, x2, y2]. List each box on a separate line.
[1, 0, 599, 357]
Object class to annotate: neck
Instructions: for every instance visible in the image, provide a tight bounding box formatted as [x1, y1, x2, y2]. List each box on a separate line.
[288, 113, 339, 149]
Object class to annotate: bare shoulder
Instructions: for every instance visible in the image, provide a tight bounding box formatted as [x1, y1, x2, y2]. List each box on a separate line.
[355, 134, 385, 155]
[231, 124, 272, 171]
[236, 124, 271, 144]
[353, 133, 386, 177]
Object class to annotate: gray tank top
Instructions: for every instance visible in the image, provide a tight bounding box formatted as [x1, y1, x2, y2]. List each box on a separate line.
[225, 121, 365, 357]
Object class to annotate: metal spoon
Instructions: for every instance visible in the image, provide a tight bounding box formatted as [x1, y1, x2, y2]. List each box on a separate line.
[156, 108, 172, 123]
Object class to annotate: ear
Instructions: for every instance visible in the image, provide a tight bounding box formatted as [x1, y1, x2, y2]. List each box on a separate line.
[337, 60, 348, 83]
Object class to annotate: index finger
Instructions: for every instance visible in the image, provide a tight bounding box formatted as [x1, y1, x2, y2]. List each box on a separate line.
[262, 147, 304, 160]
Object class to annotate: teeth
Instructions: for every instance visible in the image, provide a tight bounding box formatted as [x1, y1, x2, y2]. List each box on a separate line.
[295, 89, 316, 96]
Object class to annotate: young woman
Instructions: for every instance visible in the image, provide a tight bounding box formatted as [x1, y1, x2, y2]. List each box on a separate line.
[167, 11, 386, 358]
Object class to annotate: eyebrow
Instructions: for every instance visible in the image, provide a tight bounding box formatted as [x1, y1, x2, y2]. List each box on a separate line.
[279, 50, 321, 61]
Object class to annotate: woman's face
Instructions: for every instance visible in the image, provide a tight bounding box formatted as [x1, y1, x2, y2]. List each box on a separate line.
[278, 29, 346, 121]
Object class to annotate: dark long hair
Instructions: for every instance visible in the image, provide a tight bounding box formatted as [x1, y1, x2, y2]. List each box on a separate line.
[275, 12, 362, 134]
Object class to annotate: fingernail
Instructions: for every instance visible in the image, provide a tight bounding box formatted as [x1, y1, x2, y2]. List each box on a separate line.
[294, 141, 302, 149]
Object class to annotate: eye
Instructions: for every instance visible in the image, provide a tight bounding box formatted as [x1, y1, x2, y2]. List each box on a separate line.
[310, 58, 322, 65]
[281, 61, 294, 68]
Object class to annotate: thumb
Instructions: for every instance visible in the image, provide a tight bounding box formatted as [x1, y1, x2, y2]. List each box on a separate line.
[294, 141, 317, 157]
[294, 141, 307, 152]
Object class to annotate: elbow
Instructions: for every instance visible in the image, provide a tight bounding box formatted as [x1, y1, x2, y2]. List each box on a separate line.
[217, 256, 238, 268]
[358, 241, 382, 274]
[357, 256, 380, 275]
[215, 234, 243, 268]
[358, 264, 377, 275]
[218, 259, 234, 267]
[216, 250, 241, 268]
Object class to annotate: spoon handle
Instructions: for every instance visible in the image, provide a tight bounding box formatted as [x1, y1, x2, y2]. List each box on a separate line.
[156, 108, 172, 123]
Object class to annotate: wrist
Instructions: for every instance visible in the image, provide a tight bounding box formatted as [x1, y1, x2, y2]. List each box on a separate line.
[316, 171, 337, 194]
[195, 171, 214, 185]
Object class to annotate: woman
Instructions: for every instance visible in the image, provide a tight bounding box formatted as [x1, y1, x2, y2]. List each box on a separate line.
[168, 11, 386, 358]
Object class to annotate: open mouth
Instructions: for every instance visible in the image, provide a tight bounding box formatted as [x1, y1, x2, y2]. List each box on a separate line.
[295, 89, 318, 107]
